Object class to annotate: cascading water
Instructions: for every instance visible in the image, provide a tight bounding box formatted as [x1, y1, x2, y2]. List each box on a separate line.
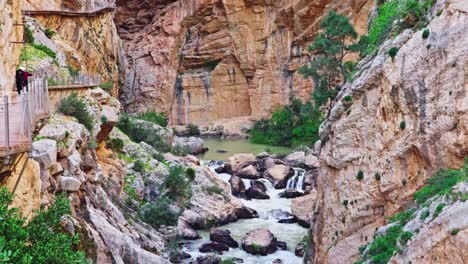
[183, 161, 307, 264]
[286, 169, 305, 192]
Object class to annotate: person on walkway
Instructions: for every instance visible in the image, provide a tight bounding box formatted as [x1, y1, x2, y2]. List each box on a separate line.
[15, 68, 24, 95]
[22, 67, 33, 92]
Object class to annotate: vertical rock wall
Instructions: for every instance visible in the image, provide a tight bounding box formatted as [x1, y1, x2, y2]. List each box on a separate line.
[310, 1, 468, 263]
[115, 0, 372, 125]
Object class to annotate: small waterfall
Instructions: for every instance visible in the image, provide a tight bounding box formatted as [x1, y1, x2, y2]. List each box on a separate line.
[286, 169, 305, 192]
[258, 178, 275, 191]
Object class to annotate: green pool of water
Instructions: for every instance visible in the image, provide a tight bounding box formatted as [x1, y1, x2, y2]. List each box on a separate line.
[197, 138, 292, 161]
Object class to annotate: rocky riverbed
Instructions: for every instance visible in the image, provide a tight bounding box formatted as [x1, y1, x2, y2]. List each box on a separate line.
[179, 149, 320, 264]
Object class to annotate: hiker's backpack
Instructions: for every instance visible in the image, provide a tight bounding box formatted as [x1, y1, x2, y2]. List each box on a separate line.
[15, 69, 24, 90]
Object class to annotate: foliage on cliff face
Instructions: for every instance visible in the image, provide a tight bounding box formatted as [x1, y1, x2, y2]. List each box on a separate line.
[0, 187, 88, 264]
[249, 99, 322, 147]
[356, 159, 468, 264]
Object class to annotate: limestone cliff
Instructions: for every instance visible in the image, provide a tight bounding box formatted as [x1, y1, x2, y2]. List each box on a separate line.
[115, 0, 373, 125]
[310, 1, 468, 263]
[23, 0, 122, 94]
[0, 0, 23, 95]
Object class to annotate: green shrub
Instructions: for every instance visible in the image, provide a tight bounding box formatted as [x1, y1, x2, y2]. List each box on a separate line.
[66, 65, 79, 77]
[163, 165, 192, 199]
[186, 167, 196, 181]
[390, 208, 416, 224]
[25, 26, 34, 44]
[99, 82, 113, 93]
[203, 186, 224, 196]
[139, 198, 179, 229]
[419, 209, 430, 220]
[101, 115, 108, 124]
[357, 170, 364, 181]
[400, 121, 406, 130]
[221, 258, 236, 264]
[434, 203, 444, 217]
[344, 95, 353, 102]
[117, 113, 172, 153]
[58, 93, 94, 131]
[450, 229, 459, 236]
[249, 99, 322, 147]
[44, 28, 56, 39]
[399, 231, 412, 246]
[186, 124, 200, 136]
[107, 138, 124, 152]
[413, 159, 467, 204]
[374, 172, 381, 181]
[367, 224, 402, 264]
[0, 187, 88, 264]
[32, 44, 56, 59]
[402, 179, 407, 185]
[388, 47, 399, 58]
[136, 110, 168, 127]
[422, 29, 430, 39]
[133, 159, 146, 173]
[343, 200, 349, 207]
[426, 44, 431, 49]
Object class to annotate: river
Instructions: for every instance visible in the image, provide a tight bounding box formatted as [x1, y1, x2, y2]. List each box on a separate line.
[185, 140, 307, 264]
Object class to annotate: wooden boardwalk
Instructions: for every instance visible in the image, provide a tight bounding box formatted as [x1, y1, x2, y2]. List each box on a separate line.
[21, 6, 115, 17]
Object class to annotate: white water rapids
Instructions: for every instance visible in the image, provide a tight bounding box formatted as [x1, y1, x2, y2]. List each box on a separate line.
[183, 161, 307, 264]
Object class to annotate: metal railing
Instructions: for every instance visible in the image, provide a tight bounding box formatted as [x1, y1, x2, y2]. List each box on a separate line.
[0, 76, 50, 153]
[47, 74, 101, 89]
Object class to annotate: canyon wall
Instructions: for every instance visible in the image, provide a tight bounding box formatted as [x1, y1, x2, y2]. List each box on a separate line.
[0, 0, 23, 95]
[23, 0, 121, 94]
[115, 0, 373, 125]
[310, 0, 468, 263]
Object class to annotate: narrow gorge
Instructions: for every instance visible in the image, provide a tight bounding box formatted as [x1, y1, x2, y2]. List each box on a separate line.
[0, 0, 466, 264]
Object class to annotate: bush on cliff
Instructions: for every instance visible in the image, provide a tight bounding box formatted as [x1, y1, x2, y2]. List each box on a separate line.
[249, 99, 322, 147]
[0, 187, 88, 264]
[139, 197, 179, 229]
[136, 110, 168, 127]
[58, 93, 94, 131]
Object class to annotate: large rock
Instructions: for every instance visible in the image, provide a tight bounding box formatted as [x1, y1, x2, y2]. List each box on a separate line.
[177, 219, 200, 240]
[196, 254, 221, 264]
[59, 176, 82, 191]
[227, 154, 256, 173]
[229, 175, 246, 197]
[172, 136, 207, 155]
[304, 153, 319, 168]
[291, 191, 316, 228]
[199, 242, 229, 253]
[265, 165, 295, 189]
[31, 139, 57, 170]
[210, 229, 239, 248]
[283, 151, 305, 166]
[245, 185, 270, 200]
[241, 228, 278, 256]
[235, 164, 260, 179]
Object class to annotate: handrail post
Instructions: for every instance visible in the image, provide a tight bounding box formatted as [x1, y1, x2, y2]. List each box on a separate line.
[3, 95, 9, 148]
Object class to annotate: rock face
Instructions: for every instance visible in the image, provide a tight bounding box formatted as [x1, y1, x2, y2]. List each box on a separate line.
[310, 1, 468, 263]
[115, 0, 372, 124]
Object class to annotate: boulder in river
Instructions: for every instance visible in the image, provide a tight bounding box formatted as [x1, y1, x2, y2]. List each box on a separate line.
[196, 254, 221, 264]
[236, 206, 259, 219]
[241, 228, 277, 256]
[177, 219, 200, 240]
[272, 259, 283, 264]
[235, 164, 260, 179]
[245, 185, 270, 200]
[295, 241, 305, 257]
[265, 164, 295, 189]
[278, 189, 304, 199]
[256, 152, 270, 159]
[215, 163, 233, 175]
[277, 241, 287, 250]
[227, 154, 256, 173]
[199, 242, 230, 253]
[229, 175, 246, 197]
[210, 229, 239, 248]
[269, 209, 297, 224]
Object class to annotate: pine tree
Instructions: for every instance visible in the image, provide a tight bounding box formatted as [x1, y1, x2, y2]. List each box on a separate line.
[299, 11, 368, 105]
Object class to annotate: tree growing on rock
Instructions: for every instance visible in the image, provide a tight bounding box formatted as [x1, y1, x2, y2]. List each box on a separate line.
[299, 11, 368, 106]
